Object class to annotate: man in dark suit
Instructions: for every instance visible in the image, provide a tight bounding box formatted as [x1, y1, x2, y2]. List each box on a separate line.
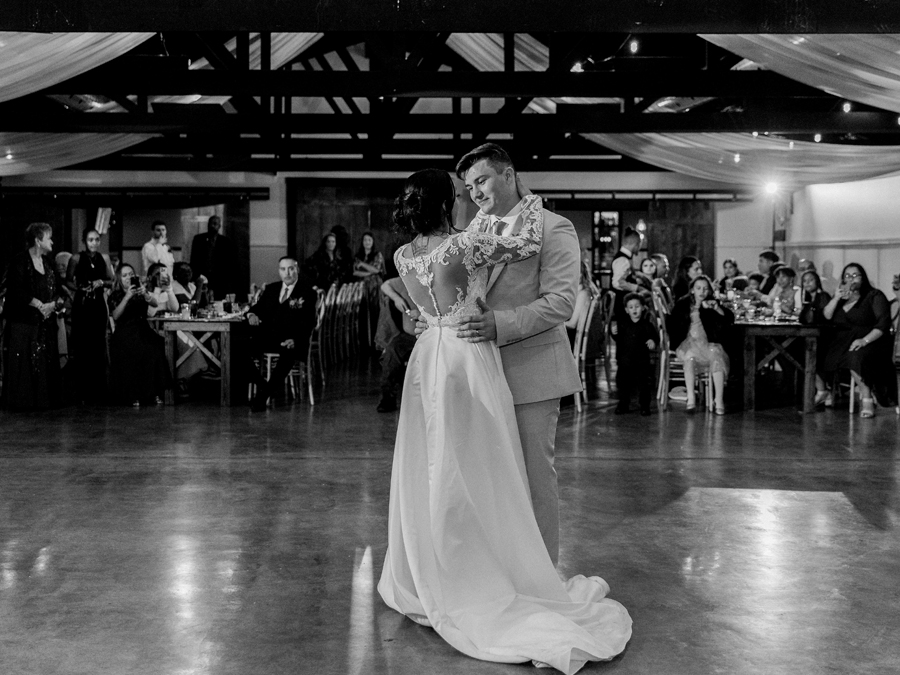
[247, 256, 317, 411]
[190, 215, 239, 299]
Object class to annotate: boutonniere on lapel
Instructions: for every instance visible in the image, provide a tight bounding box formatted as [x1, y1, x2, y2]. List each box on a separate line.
[288, 298, 305, 309]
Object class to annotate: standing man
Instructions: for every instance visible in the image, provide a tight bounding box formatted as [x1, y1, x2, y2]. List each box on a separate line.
[758, 249, 780, 295]
[190, 215, 239, 299]
[246, 256, 318, 412]
[142, 220, 174, 277]
[611, 227, 643, 324]
[454, 143, 581, 567]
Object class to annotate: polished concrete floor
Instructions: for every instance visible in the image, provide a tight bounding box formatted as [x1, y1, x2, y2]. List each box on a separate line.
[1, 366, 899, 675]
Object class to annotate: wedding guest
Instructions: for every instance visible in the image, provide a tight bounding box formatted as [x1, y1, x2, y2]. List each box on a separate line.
[820, 262, 898, 417]
[172, 262, 206, 306]
[757, 249, 780, 294]
[141, 220, 174, 277]
[650, 252, 674, 312]
[613, 293, 658, 416]
[762, 266, 802, 314]
[108, 263, 171, 406]
[668, 274, 734, 414]
[66, 228, 115, 403]
[798, 271, 834, 405]
[305, 233, 344, 290]
[747, 272, 765, 293]
[635, 258, 657, 295]
[610, 227, 642, 323]
[672, 256, 702, 301]
[2, 223, 63, 410]
[376, 276, 418, 413]
[247, 257, 318, 411]
[353, 232, 386, 282]
[330, 225, 355, 283]
[716, 258, 744, 293]
[144, 263, 180, 317]
[189, 215, 239, 299]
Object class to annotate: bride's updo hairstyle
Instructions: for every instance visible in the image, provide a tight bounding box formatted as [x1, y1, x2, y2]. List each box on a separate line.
[393, 169, 455, 236]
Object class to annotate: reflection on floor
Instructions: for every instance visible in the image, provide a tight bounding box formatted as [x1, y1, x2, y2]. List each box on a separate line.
[1, 365, 898, 675]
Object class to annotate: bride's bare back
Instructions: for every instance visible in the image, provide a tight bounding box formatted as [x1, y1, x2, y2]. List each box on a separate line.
[395, 195, 544, 326]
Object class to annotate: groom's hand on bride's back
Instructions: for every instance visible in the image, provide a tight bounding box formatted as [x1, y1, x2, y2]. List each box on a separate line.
[457, 298, 496, 343]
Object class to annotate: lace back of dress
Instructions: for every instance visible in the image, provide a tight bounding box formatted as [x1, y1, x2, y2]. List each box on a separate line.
[412, 252, 443, 320]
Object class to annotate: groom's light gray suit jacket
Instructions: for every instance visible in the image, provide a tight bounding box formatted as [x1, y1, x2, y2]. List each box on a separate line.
[470, 203, 583, 405]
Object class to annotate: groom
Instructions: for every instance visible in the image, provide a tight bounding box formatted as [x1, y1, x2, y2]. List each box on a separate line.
[455, 143, 582, 566]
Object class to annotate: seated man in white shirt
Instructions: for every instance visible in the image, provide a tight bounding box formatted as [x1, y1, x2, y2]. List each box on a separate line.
[142, 220, 175, 277]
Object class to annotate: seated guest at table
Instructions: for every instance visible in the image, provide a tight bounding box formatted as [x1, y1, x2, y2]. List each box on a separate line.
[108, 263, 171, 407]
[172, 262, 207, 307]
[668, 274, 734, 415]
[612, 292, 658, 416]
[716, 258, 745, 293]
[650, 253, 674, 313]
[145, 262, 180, 318]
[796, 270, 834, 401]
[757, 250, 780, 295]
[635, 258, 657, 295]
[376, 276, 418, 412]
[66, 228, 115, 403]
[762, 266, 801, 314]
[746, 272, 765, 295]
[169, 262, 210, 394]
[672, 256, 702, 301]
[2, 223, 63, 411]
[247, 256, 318, 412]
[819, 262, 898, 417]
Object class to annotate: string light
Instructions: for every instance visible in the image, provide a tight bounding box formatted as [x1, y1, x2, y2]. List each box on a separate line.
[789, 141, 795, 149]
[814, 133, 822, 142]
[752, 131, 759, 137]
[733, 153, 741, 163]
[4, 151, 12, 160]
[629, 39, 639, 54]
[842, 101, 852, 113]
[570, 62, 584, 73]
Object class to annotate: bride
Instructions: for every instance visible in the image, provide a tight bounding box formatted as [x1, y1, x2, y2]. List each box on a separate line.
[377, 169, 632, 674]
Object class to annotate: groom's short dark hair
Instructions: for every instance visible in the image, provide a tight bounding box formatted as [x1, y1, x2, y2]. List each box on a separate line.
[455, 143, 515, 180]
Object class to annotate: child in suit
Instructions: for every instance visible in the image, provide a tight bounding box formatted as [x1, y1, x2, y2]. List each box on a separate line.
[613, 292, 658, 415]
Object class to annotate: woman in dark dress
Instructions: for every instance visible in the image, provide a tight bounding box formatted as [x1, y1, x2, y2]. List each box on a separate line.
[672, 256, 702, 301]
[66, 228, 115, 403]
[820, 262, 898, 417]
[107, 263, 171, 407]
[3, 223, 63, 411]
[304, 233, 344, 290]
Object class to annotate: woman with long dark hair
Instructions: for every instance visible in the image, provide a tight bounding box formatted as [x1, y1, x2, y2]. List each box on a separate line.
[672, 255, 702, 300]
[2, 223, 63, 410]
[819, 262, 897, 416]
[304, 233, 343, 290]
[378, 169, 631, 672]
[66, 228, 115, 403]
[107, 263, 171, 406]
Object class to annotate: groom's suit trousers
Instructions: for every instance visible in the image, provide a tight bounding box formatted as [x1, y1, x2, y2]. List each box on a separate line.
[514, 397, 562, 567]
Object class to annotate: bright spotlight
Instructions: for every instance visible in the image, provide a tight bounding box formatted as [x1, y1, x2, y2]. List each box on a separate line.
[765, 182, 778, 194]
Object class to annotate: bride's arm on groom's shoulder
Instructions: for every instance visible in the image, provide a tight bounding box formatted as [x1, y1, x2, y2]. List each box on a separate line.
[463, 196, 544, 269]
[493, 216, 580, 348]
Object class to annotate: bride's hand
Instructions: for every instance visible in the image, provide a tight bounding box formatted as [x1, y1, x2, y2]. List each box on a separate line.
[515, 173, 533, 199]
[457, 298, 496, 343]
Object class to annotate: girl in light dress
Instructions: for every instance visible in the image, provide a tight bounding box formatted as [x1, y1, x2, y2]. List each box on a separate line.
[668, 274, 734, 414]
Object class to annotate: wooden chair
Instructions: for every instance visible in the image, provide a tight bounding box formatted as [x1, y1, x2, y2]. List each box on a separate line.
[572, 293, 600, 412]
[654, 292, 712, 412]
[600, 291, 616, 394]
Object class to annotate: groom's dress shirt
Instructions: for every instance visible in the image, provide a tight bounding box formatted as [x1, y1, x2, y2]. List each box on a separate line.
[489, 198, 526, 236]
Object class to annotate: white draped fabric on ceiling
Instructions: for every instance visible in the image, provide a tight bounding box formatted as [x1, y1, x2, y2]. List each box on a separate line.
[0, 32, 322, 176]
[701, 34, 900, 115]
[447, 33, 900, 188]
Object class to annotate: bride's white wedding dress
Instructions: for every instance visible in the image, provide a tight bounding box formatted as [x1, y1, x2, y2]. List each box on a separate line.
[377, 196, 631, 674]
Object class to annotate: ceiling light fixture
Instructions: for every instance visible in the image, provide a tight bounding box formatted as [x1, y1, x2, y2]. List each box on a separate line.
[814, 133, 822, 142]
[842, 101, 852, 113]
[629, 40, 639, 54]
[765, 182, 778, 194]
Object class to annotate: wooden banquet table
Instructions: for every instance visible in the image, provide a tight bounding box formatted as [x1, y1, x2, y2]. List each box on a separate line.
[737, 318, 821, 414]
[149, 314, 249, 406]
